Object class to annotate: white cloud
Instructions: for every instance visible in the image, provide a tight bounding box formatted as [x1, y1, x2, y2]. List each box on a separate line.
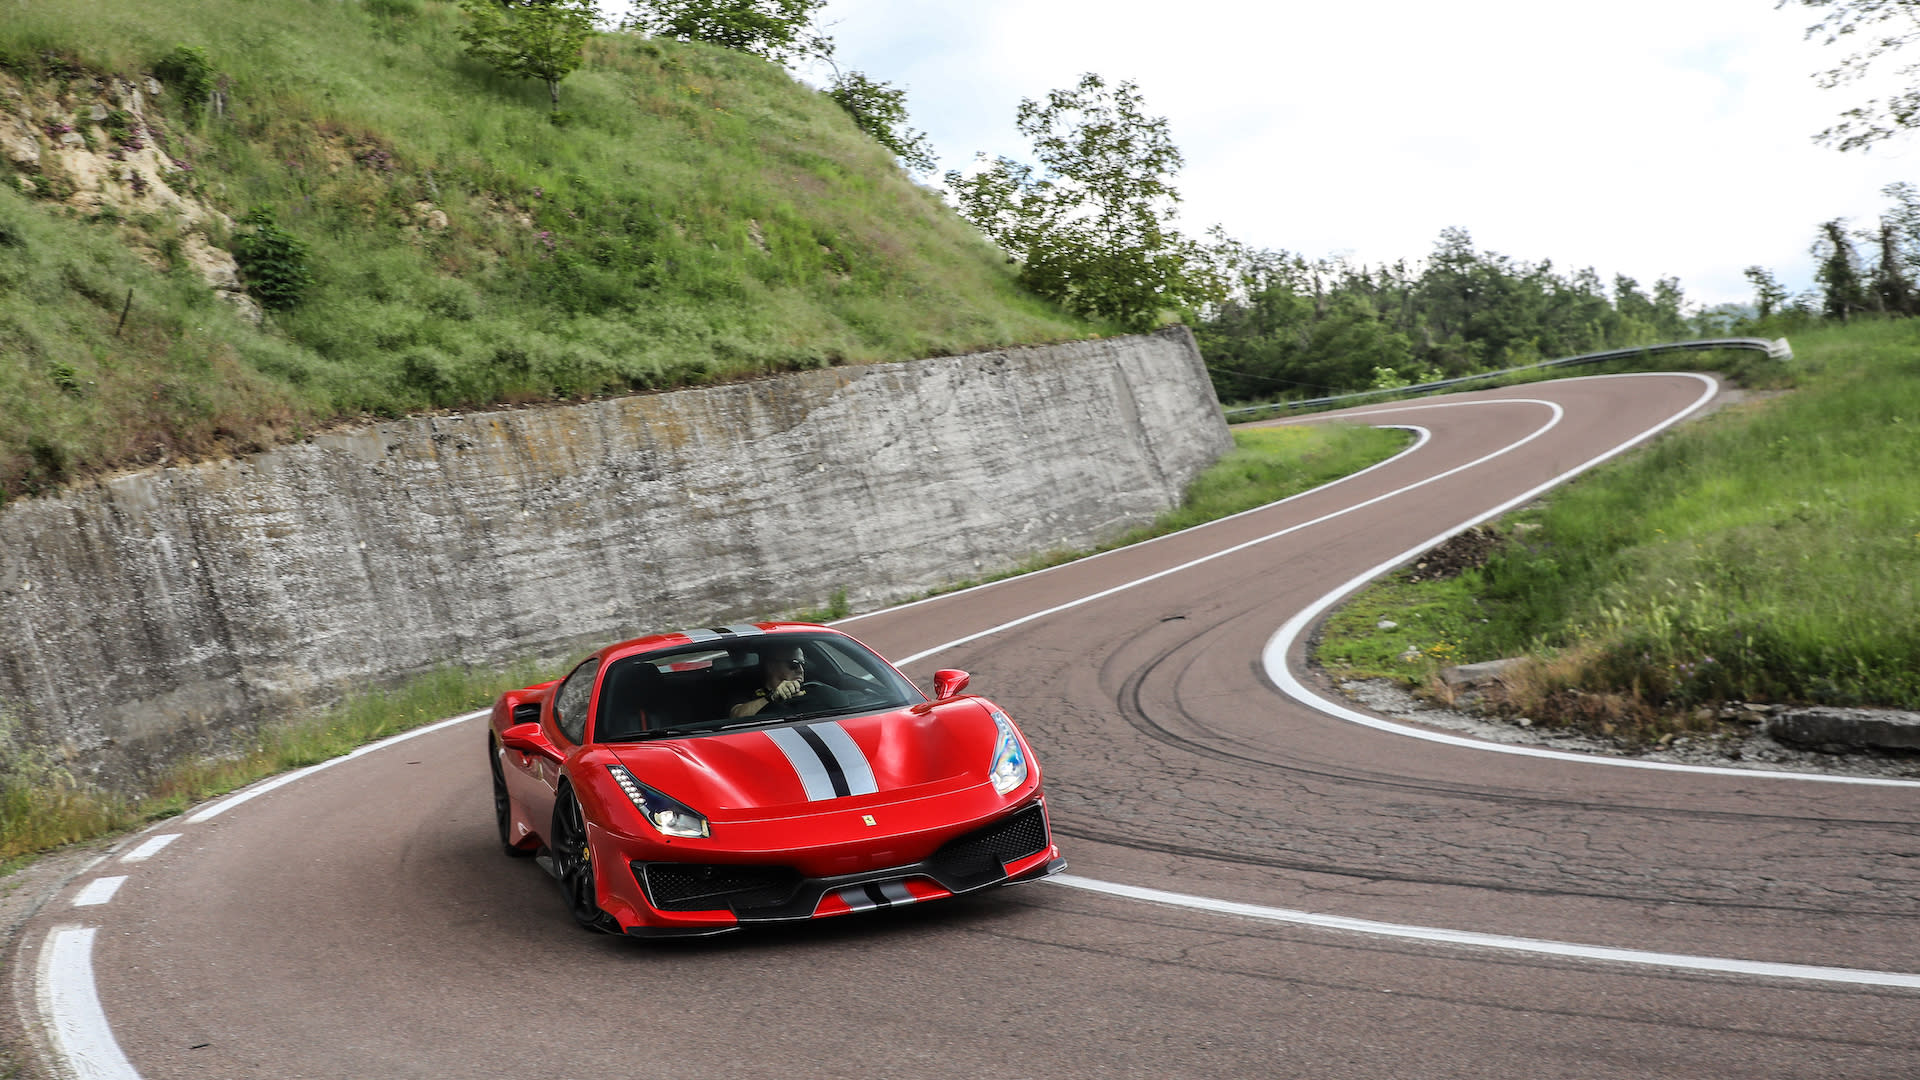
[817, 0, 1920, 305]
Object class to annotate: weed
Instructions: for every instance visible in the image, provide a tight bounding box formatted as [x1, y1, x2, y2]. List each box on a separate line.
[791, 588, 850, 623]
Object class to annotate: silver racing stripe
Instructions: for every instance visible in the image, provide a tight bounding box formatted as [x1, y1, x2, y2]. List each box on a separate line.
[809, 721, 879, 796]
[765, 721, 879, 801]
[766, 727, 837, 801]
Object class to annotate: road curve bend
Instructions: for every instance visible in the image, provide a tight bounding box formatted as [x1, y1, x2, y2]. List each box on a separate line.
[12, 372, 1918, 1080]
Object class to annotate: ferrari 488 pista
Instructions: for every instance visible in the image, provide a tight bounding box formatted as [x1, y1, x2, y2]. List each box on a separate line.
[488, 622, 1063, 936]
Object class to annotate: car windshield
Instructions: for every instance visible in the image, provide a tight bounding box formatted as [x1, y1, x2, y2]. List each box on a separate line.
[591, 632, 923, 742]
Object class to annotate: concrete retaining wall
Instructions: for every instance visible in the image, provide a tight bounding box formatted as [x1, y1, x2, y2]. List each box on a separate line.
[0, 327, 1228, 790]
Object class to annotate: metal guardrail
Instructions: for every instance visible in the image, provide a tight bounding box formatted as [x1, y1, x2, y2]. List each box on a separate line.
[1221, 337, 1793, 417]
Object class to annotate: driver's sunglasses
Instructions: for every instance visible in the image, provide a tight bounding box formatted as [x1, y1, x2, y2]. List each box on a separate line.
[780, 657, 806, 670]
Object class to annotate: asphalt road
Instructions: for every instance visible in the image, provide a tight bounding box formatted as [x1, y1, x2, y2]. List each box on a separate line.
[11, 373, 1918, 1079]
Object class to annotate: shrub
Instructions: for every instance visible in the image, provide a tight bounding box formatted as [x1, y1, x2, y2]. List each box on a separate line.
[153, 45, 215, 113]
[230, 208, 313, 312]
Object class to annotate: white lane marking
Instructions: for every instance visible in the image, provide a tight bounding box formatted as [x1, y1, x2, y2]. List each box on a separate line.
[120, 834, 179, 863]
[1262, 376, 1920, 788]
[891, 396, 1568, 667]
[186, 710, 486, 823]
[71, 877, 127, 907]
[1049, 875, 1920, 989]
[835, 422, 1436, 628]
[39, 927, 141, 1080]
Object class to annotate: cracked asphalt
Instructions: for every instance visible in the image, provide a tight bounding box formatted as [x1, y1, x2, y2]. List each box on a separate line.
[8, 373, 1916, 1080]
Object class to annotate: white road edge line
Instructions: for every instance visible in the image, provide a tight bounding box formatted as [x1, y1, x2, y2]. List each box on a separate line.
[1047, 874, 1920, 989]
[70, 878, 126, 908]
[40, 927, 140, 1080]
[1262, 374, 1920, 788]
[119, 834, 179, 863]
[186, 710, 488, 823]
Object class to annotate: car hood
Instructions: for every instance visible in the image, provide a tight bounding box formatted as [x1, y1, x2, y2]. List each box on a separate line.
[604, 698, 1004, 816]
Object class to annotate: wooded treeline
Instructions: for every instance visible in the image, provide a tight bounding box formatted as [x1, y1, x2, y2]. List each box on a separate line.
[1195, 227, 1692, 404]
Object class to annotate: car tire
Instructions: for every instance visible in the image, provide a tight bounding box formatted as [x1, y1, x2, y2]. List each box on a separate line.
[551, 785, 617, 934]
[489, 735, 534, 858]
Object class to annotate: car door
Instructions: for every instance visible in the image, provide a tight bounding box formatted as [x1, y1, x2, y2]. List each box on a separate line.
[507, 657, 598, 840]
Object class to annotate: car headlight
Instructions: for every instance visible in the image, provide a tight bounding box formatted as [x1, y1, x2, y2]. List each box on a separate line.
[988, 710, 1028, 794]
[608, 765, 710, 838]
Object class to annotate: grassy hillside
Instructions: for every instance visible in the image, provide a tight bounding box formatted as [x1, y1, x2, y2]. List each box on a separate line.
[0, 0, 1093, 500]
[1318, 320, 1920, 735]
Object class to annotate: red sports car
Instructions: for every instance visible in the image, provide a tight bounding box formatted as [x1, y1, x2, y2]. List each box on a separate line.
[487, 622, 1064, 936]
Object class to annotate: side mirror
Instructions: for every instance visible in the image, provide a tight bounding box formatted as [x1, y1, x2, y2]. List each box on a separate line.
[501, 721, 560, 761]
[932, 669, 970, 700]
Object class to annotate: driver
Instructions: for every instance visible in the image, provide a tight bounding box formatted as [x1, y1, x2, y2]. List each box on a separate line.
[729, 643, 846, 718]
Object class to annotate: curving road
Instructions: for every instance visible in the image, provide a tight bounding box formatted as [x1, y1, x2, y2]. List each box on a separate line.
[12, 373, 1919, 1079]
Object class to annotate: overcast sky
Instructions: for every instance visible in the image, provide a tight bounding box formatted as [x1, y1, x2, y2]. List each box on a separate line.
[798, 0, 1920, 308]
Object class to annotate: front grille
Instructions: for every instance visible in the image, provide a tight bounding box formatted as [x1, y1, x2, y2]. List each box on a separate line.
[637, 862, 802, 913]
[929, 805, 1048, 882]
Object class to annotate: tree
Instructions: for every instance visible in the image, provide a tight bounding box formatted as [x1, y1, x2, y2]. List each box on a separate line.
[458, 0, 598, 112]
[625, 0, 828, 65]
[1744, 265, 1790, 319]
[1813, 218, 1869, 320]
[1869, 220, 1916, 312]
[827, 70, 936, 173]
[945, 74, 1223, 330]
[1782, 0, 1920, 150]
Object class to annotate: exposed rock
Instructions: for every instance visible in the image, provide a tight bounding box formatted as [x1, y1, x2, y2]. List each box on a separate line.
[1, 116, 39, 169]
[1439, 656, 1526, 689]
[0, 68, 242, 308]
[1765, 707, 1920, 752]
[1338, 677, 1920, 780]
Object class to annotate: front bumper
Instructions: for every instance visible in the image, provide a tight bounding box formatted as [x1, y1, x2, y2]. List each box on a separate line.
[597, 798, 1063, 936]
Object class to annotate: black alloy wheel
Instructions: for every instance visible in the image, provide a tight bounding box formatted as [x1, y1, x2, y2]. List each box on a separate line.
[551, 786, 616, 933]
[489, 735, 533, 858]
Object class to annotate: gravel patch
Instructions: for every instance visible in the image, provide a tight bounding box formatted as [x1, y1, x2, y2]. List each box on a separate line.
[1337, 677, 1920, 781]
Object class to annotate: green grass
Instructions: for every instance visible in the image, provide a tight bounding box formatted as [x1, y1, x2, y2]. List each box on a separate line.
[1, 420, 1407, 867]
[1317, 320, 1920, 736]
[0, 661, 548, 862]
[0, 0, 1096, 499]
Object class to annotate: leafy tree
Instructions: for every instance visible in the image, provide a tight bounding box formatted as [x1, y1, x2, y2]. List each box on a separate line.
[946, 73, 1223, 330]
[1782, 0, 1920, 150]
[1869, 220, 1916, 312]
[625, 0, 828, 65]
[1814, 218, 1869, 320]
[458, 0, 598, 112]
[828, 70, 936, 173]
[1194, 228, 1710, 405]
[1744, 265, 1790, 319]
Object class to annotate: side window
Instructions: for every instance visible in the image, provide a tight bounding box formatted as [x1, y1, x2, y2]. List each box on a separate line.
[552, 658, 600, 746]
